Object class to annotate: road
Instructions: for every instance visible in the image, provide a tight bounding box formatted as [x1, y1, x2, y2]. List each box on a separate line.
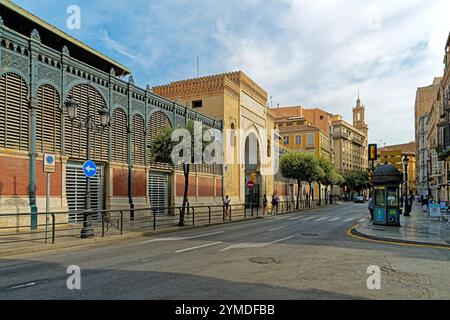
[0, 203, 449, 299]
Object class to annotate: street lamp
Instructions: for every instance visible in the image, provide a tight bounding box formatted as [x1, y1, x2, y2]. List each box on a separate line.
[403, 154, 410, 217]
[64, 93, 110, 238]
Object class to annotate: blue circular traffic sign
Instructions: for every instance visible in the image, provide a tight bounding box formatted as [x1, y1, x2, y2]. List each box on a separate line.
[83, 160, 97, 178]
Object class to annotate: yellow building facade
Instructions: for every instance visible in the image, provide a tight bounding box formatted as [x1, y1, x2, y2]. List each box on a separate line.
[332, 97, 369, 175]
[153, 71, 277, 205]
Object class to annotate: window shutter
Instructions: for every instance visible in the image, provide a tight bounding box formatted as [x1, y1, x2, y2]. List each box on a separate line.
[65, 84, 108, 161]
[0, 73, 29, 150]
[148, 111, 172, 168]
[112, 108, 128, 163]
[36, 84, 61, 154]
[132, 114, 145, 166]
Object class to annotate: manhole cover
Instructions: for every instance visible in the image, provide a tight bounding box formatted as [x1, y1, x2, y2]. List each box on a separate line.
[249, 257, 279, 264]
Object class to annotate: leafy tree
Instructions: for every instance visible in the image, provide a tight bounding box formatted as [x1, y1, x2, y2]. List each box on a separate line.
[150, 121, 216, 226]
[342, 170, 369, 196]
[317, 156, 335, 205]
[280, 151, 320, 209]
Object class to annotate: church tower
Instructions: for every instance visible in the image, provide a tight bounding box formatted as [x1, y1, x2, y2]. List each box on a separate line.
[353, 93, 368, 137]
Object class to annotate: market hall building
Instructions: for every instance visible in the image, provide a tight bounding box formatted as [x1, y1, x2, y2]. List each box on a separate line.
[0, 1, 223, 227]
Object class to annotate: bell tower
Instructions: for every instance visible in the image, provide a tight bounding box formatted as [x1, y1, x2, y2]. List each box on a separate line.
[353, 93, 368, 137]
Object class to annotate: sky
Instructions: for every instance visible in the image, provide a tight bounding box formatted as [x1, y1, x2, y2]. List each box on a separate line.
[12, 0, 450, 146]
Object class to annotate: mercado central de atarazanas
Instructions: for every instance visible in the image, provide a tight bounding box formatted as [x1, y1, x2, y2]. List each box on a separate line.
[0, 1, 288, 227]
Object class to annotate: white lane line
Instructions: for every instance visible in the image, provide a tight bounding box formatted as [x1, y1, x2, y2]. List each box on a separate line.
[268, 226, 287, 232]
[274, 216, 289, 220]
[143, 231, 224, 243]
[220, 236, 294, 252]
[328, 217, 340, 222]
[358, 219, 367, 222]
[9, 282, 36, 290]
[175, 242, 223, 253]
[288, 216, 303, 220]
[302, 216, 316, 221]
[344, 217, 355, 222]
[315, 217, 331, 222]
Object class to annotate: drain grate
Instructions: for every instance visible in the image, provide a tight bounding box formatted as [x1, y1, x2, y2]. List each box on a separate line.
[249, 257, 280, 265]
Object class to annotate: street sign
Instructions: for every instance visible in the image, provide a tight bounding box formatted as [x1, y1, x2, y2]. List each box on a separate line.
[247, 180, 255, 189]
[369, 144, 378, 161]
[43, 154, 56, 173]
[83, 160, 97, 178]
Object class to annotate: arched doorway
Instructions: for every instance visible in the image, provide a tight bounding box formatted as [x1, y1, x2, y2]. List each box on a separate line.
[244, 132, 261, 208]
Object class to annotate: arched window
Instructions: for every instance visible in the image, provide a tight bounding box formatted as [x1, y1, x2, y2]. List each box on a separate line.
[132, 114, 145, 166]
[36, 84, 61, 153]
[0, 73, 29, 150]
[148, 111, 172, 166]
[111, 108, 128, 163]
[65, 84, 108, 161]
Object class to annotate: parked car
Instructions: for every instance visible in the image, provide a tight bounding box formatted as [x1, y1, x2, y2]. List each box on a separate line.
[354, 196, 365, 203]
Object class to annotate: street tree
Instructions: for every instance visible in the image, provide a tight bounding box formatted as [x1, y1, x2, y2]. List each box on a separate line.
[343, 170, 369, 197]
[280, 151, 320, 209]
[317, 156, 335, 205]
[150, 121, 216, 226]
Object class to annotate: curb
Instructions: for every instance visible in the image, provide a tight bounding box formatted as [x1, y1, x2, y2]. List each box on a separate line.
[348, 225, 450, 250]
[0, 204, 339, 258]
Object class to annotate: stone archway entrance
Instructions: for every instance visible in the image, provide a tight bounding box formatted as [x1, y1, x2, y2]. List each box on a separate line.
[244, 133, 261, 208]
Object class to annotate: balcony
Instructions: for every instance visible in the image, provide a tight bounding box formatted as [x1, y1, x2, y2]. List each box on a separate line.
[437, 122, 450, 161]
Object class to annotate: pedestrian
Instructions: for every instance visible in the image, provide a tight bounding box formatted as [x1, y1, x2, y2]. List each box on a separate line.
[368, 194, 373, 221]
[270, 193, 277, 215]
[275, 193, 280, 214]
[223, 195, 231, 219]
[263, 194, 268, 215]
[421, 195, 428, 212]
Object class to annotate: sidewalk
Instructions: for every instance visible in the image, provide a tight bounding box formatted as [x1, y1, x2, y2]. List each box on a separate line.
[351, 203, 450, 248]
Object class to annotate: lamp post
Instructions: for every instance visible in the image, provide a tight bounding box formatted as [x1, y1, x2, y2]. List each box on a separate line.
[64, 93, 110, 238]
[403, 154, 410, 217]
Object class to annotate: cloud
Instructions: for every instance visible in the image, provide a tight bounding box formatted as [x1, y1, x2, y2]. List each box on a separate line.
[13, 0, 450, 146]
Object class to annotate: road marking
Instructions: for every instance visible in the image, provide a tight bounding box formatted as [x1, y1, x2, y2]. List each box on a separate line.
[288, 216, 303, 220]
[302, 216, 316, 221]
[175, 242, 223, 253]
[220, 236, 294, 252]
[358, 219, 367, 222]
[344, 217, 355, 222]
[268, 226, 287, 232]
[143, 231, 224, 243]
[274, 216, 289, 220]
[9, 282, 36, 290]
[327, 217, 340, 222]
[315, 217, 331, 222]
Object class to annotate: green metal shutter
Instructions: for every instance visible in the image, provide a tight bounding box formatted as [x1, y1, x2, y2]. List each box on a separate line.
[132, 114, 145, 165]
[112, 108, 127, 163]
[0, 73, 29, 150]
[65, 84, 108, 161]
[36, 84, 61, 153]
[66, 161, 104, 222]
[148, 172, 169, 214]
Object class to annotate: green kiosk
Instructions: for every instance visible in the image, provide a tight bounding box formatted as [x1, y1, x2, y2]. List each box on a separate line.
[373, 164, 403, 227]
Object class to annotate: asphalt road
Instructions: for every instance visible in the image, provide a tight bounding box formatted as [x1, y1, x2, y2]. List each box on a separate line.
[0, 203, 449, 299]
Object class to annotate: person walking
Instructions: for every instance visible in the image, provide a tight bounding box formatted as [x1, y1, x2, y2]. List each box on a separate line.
[368, 194, 374, 221]
[223, 195, 231, 219]
[263, 194, 268, 215]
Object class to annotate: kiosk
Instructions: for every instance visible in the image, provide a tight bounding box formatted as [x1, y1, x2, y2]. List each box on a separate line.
[373, 164, 403, 227]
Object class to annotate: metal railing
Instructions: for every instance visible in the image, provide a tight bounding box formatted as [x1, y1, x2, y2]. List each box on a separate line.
[0, 199, 333, 245]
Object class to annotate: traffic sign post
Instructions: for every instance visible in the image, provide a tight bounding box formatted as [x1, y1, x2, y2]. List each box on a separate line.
[43, 154, 56, 243]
